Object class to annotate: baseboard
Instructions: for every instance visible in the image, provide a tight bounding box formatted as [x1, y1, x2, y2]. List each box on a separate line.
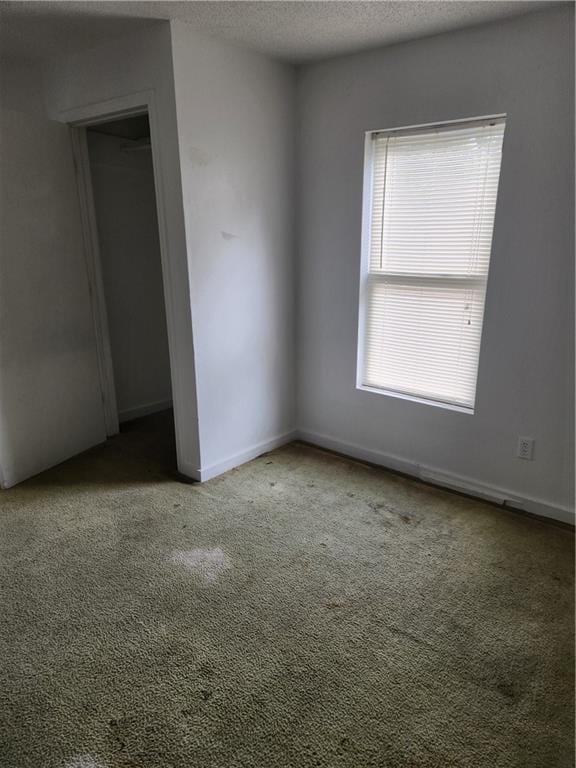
[118, 399, 172, 423]
[297, 429, 575, 526]
[180, 430, 298, 483]
[175, 460, 201, 483]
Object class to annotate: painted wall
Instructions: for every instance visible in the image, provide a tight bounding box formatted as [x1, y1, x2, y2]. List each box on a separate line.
[33, 20, 296, 481]
[0, 59, 106, 488]
[87, 130, 172, 422]
[43, 22, 201, 477]
[296, 7, 575, 520]
[170, 23, 296, 478]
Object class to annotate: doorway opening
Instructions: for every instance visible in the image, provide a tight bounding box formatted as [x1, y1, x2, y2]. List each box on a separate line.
[80, 112, 176, 472]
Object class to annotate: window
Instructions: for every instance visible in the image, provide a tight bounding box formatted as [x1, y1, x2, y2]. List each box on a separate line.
[357, 117, 506, 411]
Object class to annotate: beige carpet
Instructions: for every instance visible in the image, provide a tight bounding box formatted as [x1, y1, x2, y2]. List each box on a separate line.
[0, 412, 573, 768]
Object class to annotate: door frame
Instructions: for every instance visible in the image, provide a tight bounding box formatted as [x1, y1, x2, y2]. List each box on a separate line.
[63, 91, 178, 440]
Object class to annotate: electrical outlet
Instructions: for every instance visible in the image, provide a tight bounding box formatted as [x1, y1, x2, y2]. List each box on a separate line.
[517, 436, 535, 461]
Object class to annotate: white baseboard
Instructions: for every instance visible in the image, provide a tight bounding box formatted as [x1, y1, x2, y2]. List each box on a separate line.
[177, 430, 298, 483]
[297, 428, 575, 526]
[118, 399, 172, 423]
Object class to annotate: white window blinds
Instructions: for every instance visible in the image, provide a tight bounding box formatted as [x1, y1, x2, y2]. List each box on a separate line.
[359, 118, 506, 410]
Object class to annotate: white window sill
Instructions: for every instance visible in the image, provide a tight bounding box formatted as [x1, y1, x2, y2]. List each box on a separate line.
[356, 383, 475, 415]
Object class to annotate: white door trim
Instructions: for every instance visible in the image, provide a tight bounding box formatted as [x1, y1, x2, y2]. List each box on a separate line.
[57, 90, 155, 128]
[61, 91, 188, 460]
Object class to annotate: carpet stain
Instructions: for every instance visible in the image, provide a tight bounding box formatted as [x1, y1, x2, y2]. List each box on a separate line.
[64, 756, 106, 768]
[368, 500, 416, 525]
[199, 689, 213, 701]
[170, 547, 231, 584]
[198, 661, 215, 678]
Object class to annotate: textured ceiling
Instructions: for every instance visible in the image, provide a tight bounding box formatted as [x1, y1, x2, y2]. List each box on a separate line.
[0, 1, 562, 63]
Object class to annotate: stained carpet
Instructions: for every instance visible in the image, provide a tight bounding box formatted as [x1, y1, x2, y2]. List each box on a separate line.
[0, 412, 573, 768]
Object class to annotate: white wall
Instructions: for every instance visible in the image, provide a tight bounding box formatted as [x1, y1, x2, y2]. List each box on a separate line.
[87, 131, 172, 422]
[43, 22, 201, 477]
[170, 22, 296, 479]
[296, 8, 574, 521]
[11, 20, 296, 483]
[0, 59, 106, 487]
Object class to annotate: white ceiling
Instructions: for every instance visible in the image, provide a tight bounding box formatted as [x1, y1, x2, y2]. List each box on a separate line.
[0, 1, 562, 64]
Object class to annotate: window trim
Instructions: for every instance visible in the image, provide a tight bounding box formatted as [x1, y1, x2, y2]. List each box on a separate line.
[356, 114, 506, 413]
[358, 383, 475, 415]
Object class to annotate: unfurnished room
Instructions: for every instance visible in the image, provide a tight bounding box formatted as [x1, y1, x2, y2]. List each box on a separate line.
[0, 2, 574, 767]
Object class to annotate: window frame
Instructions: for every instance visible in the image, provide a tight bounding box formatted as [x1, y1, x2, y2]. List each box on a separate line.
[356, 114, 506, 414]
